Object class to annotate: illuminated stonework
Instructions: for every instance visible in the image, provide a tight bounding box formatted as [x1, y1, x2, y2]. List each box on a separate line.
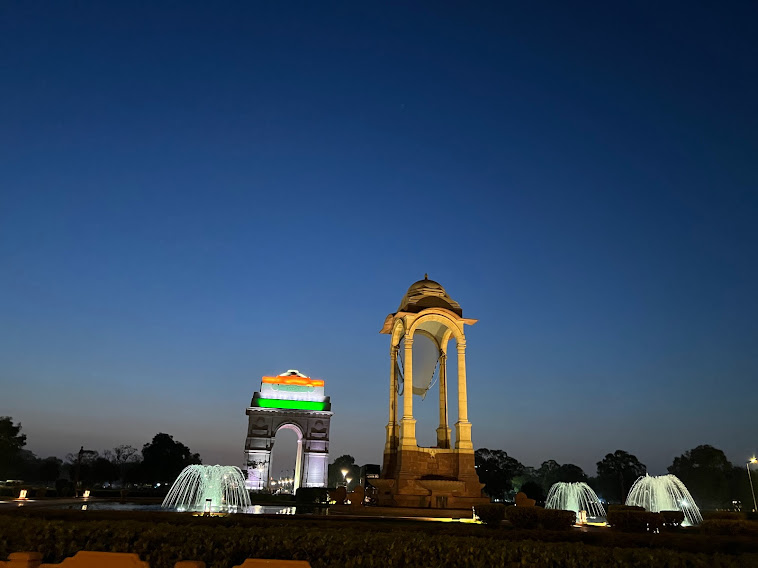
[244, 370, 332, 491]
[374, 277, 487, 509]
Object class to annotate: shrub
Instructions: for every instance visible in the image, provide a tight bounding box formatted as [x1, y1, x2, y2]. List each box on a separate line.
[474, 504, 505, 527]
[506, 506, 541, 529]
[700, 520, 758, 537]
[1, 514, 758, 567]
[645, 511, 664, 533]
[608, 510, 664, 532]
[703, 511, 745, 521]
[607, 504, 645, 512]
[540, 509, 576, 531]
[295, 487, 328, 504]
[55, 479, 74, 498]
[506, 507, 575, 530]
[660, 510, 685, 529]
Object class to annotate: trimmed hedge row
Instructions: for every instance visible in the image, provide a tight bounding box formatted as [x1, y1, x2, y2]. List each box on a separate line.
[661, 511, 685, 528]
[607, 510, 663, 532]
[700, 519, 758, 536]
[472, 504, 576, 530]
[506, 507, 576, 530]
[1, 515, 756, 568]
[608, 510, 686, 533]
[473, 504, 505, 526]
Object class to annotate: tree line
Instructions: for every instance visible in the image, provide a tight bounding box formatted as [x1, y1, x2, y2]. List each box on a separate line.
[0, 417, 201, 490]
[475, 445, 755, 510]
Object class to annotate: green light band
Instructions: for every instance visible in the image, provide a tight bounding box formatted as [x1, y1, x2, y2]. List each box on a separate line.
[256, 398, 328, 411]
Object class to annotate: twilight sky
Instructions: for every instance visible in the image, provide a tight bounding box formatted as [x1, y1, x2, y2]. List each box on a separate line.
[1, 2, 757, 477]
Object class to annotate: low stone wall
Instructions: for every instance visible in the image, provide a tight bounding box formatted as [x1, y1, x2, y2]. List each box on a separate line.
[0, 552, 310, 568]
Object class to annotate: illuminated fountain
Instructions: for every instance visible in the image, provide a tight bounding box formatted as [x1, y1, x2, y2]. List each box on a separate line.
[162, 465, 251, 513]
[625, 474, 702, 526]
[545, 482, 606, 520]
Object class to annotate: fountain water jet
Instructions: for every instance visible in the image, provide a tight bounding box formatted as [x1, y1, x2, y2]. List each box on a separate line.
[545, 482, 606, 519]
[162, 465, 251, 513]
[625, 474, 702, 526]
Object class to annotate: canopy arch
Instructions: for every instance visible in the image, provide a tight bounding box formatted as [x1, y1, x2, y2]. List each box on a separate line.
[377, 276, 485, 509]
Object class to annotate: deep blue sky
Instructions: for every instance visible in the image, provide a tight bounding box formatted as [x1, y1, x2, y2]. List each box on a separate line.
[1, 2, 756, 477]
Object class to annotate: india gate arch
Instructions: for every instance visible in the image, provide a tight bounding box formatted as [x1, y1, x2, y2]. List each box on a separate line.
[372, 276, 487, 509]
[244, 370, 332, 491]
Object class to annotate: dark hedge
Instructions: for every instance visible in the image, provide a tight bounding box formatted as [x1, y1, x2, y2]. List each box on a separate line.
[1, 513, 758, 568]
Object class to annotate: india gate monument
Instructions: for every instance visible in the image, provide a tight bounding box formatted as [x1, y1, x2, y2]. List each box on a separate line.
[372, 276, 487, 509]
[244, 370, 332, 491]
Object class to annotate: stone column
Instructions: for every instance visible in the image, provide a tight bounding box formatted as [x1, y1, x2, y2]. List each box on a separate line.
[294, 438, 304, 489]
[436, 352, 451, 448]
[399, 335, 417, 448]
[245, 449, 271, 491]
[385, 344, 399, 452]
[454, 340, 473, 450]
[302, 451, 329, 487]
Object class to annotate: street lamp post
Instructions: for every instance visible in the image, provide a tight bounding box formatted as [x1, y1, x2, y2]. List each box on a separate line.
[341, 468, 349, 488]
[74, 446, 97, 498]
[747, 458, 758, 512]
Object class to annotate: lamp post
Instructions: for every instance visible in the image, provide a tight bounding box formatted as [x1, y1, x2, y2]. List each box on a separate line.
[341, 468, 349, 488]
[256, 463, 265, 492]
[74, 446, 97, 498]
[346, 477, 352, 491]
[747, 458, 758, 512]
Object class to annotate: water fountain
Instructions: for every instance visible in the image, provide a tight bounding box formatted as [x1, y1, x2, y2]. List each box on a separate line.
[162, 465, 251, 513]
[545, 482, 606, 520]
[625, 474, 702, 526]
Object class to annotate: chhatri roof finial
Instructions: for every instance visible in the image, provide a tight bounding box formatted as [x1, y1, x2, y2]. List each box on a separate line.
[424, 273, 428, 280]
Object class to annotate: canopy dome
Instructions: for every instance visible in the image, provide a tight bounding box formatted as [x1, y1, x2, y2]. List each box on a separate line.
[397, 274, 463, 316]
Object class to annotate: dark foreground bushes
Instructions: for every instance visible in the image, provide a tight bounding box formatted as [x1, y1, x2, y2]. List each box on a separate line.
[473, 503, 505, 526]
[295, 487, 328, 504]
[1, 514, 757, 568]
[661, 511, 685, 528]
[608, 510, 663, 533]
[505, 507, 575, 530]
[700, 519, 758, 537]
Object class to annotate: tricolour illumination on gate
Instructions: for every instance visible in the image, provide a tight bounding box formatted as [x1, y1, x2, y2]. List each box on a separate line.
[256, 398, 328, 411]
[250, 369, 331, 411]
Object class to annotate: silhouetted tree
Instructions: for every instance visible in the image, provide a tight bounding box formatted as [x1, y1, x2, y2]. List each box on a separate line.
[104, 445, 141, 485]
[520, 480, 546, 503]
[668, 445, 732, 509]
[327, 455, 359, 488]
[535, 460, 588, 491]
[475, 448, 524, 500]
[554, 463, 587, 484]
[596, 450, 646, 503]
[536, 459, 561, 492]
[91, 457, 119, 485]
[38, 457, 63, 483]
[0, 417, 27, 478]
[511, 466, 537, 494]
[140, 433, 201, 484]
